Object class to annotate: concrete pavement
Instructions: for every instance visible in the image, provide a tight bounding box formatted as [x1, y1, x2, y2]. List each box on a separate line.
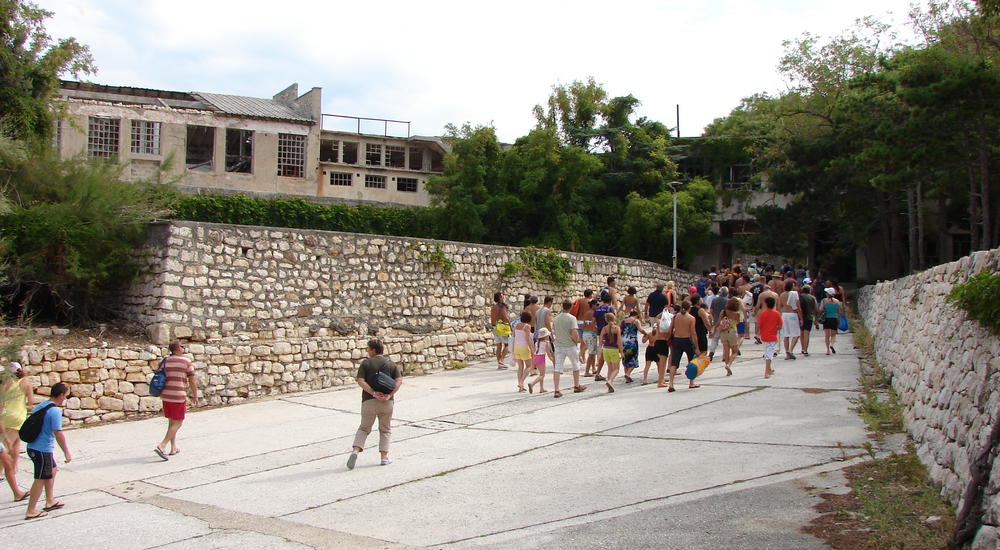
[1, 334, 872, 549]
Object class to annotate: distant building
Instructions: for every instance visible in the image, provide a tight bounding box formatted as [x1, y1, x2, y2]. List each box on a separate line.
[55, 81, 447, 207]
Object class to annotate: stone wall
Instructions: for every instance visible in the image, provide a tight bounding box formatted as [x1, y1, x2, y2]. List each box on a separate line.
[856, 248, 1000, 548]
[11, 220, 697, 426]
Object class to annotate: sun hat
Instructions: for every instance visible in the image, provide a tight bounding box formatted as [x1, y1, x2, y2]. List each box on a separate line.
[824, 287, 836, 295]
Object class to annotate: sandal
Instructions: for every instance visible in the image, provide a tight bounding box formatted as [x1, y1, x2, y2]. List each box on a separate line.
[24, 511, 47, 520]
[43, 501, 65, 511]
[553, 390, 563, 398]
[573, 385, 587, 393]
[606, 382, 614, 393]
[15, 491, 30, 502]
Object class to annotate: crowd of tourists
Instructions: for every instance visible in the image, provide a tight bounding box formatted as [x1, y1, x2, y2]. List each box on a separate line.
[488, 260, 847, 398]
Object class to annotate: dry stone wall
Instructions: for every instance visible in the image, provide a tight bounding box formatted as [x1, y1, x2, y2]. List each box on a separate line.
[12, 220, 697, 426]
[856, 248, 1000, 549]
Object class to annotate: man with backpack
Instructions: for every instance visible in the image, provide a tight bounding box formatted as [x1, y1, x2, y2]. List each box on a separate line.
[23, 382, 71, 520]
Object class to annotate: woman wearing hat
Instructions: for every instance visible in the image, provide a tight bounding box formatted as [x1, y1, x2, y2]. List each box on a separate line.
[1, 362, 34, 501]
[820, 288, 844, 354]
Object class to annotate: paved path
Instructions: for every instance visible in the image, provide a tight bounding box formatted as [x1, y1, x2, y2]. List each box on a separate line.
[1, 335, 872, 549]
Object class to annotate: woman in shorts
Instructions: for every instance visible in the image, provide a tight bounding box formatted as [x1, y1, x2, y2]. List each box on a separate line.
[717, 298, 742, 376]
[599, 312, 624, 393]
[513, 312, 534, 392]
[820, 288, 844, 354]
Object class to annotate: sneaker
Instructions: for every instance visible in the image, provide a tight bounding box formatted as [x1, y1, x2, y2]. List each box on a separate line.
[347, 451, 358, 470]
[380, 458, 393, 466]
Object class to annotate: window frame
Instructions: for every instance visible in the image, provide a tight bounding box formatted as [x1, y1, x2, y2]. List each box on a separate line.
[396, 177, 418, 193]
[364, 174, 387, 189]
[277, 133, 306, 178]
[329, 172, 352, 186]
[130, 120, 161, 156]
[88, 116, 121, 160]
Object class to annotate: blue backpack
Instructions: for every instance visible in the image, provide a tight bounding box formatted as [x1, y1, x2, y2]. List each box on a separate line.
[149, 357, 168, 397]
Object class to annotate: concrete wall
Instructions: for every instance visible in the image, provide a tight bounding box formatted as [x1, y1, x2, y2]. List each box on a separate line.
[856, 248, 1000, 549]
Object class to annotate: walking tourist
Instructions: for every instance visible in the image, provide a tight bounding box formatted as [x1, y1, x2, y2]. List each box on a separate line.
[569, 289, 594, 361]
[653, 307, 676, 387]
[758, 297, 783, 378]
[513, 312, 534, 392]
[821, 288, 845, 354]
[716, 298, 741, 376]
[707, 286, 729, 359]
[528, 328, 551, 394]
[799, 284, 817, 356]
[778, 280, 802, 360]
[24, 382, 71, 520]
[599, 313, 624, 393]
[622, 286, 640, 317]
[620, 309, 647, 383]
[580, 299, 599, 376]
[664, 281, 678, 309]
[551, 300, 586, 398]
[348, 339, 403, 469]
[755, 279, 779, 346]
[668, 302, 701, 391]
[644, 284, 668, 327]
[689, 295, 711, 359]
[490, 292, 511, 369]
[154, 341, 200, 461]
[2, 361, 33, 501]
[592, 294, 616, 381]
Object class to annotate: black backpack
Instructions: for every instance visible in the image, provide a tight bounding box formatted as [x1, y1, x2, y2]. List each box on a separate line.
[599, 287, 611, 303]
[18, 403, 56, 443]
[751, 284, 765, 306]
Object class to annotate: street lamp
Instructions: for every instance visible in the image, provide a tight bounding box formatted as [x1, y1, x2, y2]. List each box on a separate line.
[667, 181, 683, 269]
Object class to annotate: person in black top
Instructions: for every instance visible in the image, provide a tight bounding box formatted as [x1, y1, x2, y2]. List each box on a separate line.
[645, 285, 668, 327]
[689, 295, 711, 354]
[347, 339, 402, 469]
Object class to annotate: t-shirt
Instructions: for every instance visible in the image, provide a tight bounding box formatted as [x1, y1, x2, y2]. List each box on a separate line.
[161, 355, 195, 404]
[594, 304, 615, 333]
[26, 400, 62, 453]
[786, 290, 800, 311]
[552, 313, 578, 348]
[710, 296, 727, 323]
[646, 291, 667, 318]
[758, 309, 783, 342]
[536, 306, 551, 331]
[357, 355, 401, 402]
[800, 293, 817, 322]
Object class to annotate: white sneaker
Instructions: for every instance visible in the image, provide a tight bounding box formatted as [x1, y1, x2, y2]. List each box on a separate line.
[380, 458, 393, 466]
[347, 451, 358, 470]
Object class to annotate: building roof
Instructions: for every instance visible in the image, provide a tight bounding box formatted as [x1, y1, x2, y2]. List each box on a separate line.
[194, 92, 315, 124]
[59, 81, 316, 124]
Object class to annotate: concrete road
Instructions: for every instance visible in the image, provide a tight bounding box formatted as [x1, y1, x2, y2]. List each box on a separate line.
[1, 335, 871, 549]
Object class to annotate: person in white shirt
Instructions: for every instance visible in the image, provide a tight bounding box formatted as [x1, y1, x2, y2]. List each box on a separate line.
[778, 280, 802, 360]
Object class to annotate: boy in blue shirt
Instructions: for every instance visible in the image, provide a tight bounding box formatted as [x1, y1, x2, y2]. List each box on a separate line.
[24, 382, 72, 520]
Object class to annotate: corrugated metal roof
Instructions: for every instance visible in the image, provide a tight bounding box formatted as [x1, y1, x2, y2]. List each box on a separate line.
[194, 92, 315, 124]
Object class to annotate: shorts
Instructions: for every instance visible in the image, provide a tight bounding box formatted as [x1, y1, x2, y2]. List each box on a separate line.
[493, 332, 509, 344]
[670, 337, 696, 367]
[720, 329, 740, 347]
[28, 449, 56, 480]
[697, 333, 708, 352]
[513, 345, 532, 361]
[800, 319, 813, 332]
[823, 317, 839, 330]
[602, 347, 621, 364]
[645, 344, 659, 362]
[582, 332, 599, 355]
[763, 341, 778, 361]
[162, 400, 187, 420]
[780, 313, 801, 338]
[553, 346, 581, 373]
[654, 339, 670, 358]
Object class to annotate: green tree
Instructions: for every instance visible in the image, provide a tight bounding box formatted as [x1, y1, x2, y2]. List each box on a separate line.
[0, 0, 94, 140]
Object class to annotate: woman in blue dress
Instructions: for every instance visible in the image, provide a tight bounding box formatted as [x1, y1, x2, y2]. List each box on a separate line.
[620, 310, 648, 383]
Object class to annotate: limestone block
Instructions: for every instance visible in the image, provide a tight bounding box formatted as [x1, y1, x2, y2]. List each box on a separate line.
[138, 397, 161, 412]
[134, 383, 150, 397]
[98, 397, 124, 411]
[101, 412, 126, 422]
[66, 409, 95, 420]
[80, 397, 97, 409]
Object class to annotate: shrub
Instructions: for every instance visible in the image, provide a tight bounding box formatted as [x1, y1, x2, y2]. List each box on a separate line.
[502, 248, 573, 287]
[947, 270, 1000, 336]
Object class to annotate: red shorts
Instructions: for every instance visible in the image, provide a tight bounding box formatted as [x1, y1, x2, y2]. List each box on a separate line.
[162, 400, 186, 420]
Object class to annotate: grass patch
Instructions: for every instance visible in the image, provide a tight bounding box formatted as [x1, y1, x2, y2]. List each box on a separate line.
[848, 310, 904, 435]
[805, 452, 955, 550]
[445, 360, 468, 370]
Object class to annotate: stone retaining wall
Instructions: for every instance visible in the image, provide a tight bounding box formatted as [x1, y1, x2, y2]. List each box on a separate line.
[10, 220, 697, 426]
[856, 248, 1000, 548]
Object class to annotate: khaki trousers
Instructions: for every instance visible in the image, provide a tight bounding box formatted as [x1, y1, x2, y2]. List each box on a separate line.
[353, 398, 394, 453]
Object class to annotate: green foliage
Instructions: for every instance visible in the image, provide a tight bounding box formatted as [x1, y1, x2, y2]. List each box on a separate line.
[947, 270, 1000, 335]
[502, 248, 573, 287]
[0, 0, 94, 140]
[418, 244, 455, 276]
[0, 137, 170, 324]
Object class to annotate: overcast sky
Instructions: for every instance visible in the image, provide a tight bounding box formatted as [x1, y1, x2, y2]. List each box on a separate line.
[39, 0, 918, 142]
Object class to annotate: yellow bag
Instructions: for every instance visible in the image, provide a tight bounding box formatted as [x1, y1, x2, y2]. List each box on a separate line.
[684, 353, 712, 380]
[495, 321, 511, 337]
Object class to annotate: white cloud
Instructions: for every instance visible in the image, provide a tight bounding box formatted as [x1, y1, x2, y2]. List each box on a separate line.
[38, 0, 915, 141]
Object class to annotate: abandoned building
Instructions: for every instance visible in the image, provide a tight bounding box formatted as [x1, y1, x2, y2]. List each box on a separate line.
[55, 81, 448, 207]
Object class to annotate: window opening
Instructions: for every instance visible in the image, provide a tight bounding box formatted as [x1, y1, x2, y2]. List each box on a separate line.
[277, 133, 306, 177]
[342, 141, 358, 164]
[386, 145, 405, 168]
[365, 143, 382, 166]
[408, 147, 423, 170]
[365, 175, 386, 189]
[429, 150, 444, 172]
[397, 177, 418, 193]
[330, 172, 352, 186]
[130, 120, 161, 155]
[88, 117, 120, 160]
[225, 129, 253, 173]
[320, 139, 339, 162]
[186, 125, 215, 171]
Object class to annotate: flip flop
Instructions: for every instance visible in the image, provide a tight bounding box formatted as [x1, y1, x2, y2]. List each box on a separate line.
[43, 501, 65, 511]
[169, 450, 181, 456]
[24, 511, 47, 520]
[15, 492, 30, 502]
[154, 448, 169, 461]
[689, 384, 701, 389]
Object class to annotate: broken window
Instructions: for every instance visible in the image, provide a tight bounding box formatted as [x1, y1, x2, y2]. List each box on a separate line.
[429, 149, 444, 172]
[365, 143, 382, 166]
[408, 147, 423, 170]
[225, 129, 253, 173]
[386, 145, 405, 168]
[130, 120, 161, 155]
[186, 125, 215, 171]
[342, 141, 358, 164]
[397, 177, 418, 193]
[330, 172, 352, 186]
[365, 175, 386, 189]
[88, 117, 120, 160]
[320, 139, 339, 162]
[277, 133, 306, 177]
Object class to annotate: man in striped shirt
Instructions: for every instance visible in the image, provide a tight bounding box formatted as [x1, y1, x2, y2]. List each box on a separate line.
[154, 341, 199, 461]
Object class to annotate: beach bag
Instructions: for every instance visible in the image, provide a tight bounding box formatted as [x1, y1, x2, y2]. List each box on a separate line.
[838, 315, 849, 332]
[718, 316, 732, 331]
[148, 357, 168, 397]
[495, 321, 511, 337]
[18, 403, 56, 443]
[684, 353, 712, 380]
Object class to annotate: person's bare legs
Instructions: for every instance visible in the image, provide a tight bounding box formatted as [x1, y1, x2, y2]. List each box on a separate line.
[667, 362, 677, 390]
[800, 330, 810, 354]
[2, 447, 27, 499]
[723, 343, 735, 375]
[765, 357, 773, 378]
[158, 419, 183, 454]
[530, 365, 547, 393]
[495, 342, 507, 367]
[3, 431, 25, 498]
[606, 360, 620, 392]
[656, 355, 668, 387]
[516, 359, 529, 391]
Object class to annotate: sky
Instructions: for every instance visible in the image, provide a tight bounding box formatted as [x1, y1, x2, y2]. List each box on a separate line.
[38, 0, 919, 142]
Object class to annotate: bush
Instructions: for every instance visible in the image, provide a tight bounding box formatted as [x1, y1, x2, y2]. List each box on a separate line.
[947, 270, 1000, 336]
[502, 248, 573, 287]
